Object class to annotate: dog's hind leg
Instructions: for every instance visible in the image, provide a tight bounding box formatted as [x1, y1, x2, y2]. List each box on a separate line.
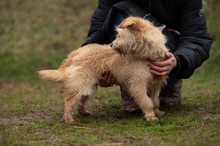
[63, 78, 97, 124]
[64, 92, 93, 124]
[78, 95, 91, 116]
[63, 91, 81, 124]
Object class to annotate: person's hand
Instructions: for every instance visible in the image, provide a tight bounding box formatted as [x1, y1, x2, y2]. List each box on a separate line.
[149, 52, 177, 80]
[99, 71, 115, 87]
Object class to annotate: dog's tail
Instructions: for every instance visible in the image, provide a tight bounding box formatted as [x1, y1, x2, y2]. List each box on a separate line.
[38, 70, 64, 83]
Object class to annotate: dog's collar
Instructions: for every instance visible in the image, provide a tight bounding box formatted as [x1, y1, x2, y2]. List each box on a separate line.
[166, 28, 181, 36]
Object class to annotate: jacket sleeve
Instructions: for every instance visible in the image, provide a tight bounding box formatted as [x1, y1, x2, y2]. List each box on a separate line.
[171, 0, 213, 79]
[82, 0, 116, 46]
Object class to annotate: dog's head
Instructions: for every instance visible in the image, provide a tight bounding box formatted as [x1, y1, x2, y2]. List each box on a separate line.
[111, 16, 168, 60]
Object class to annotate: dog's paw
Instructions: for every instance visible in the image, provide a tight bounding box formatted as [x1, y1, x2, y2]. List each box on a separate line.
[155, 110, 165, 117]
[146, 116, 158, 121]
[63, 116, 75, 124]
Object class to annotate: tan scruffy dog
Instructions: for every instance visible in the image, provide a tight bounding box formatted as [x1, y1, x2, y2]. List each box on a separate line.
[38, 16, 168, 124]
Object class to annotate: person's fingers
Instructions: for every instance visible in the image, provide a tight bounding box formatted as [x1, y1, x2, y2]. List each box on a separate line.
[105, 71, 114, 86]
[150, 64, 171, 72]
[99, 71, 108, 87]
[149, 69, 168, 80]
[99, 71, 115, 87]
[151, 59, 173, 68]
[165, 51, 172, 58]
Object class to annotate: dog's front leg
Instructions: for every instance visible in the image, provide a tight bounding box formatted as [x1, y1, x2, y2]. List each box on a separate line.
[150, 90, 165, 117]
[129, 85, 157, 121]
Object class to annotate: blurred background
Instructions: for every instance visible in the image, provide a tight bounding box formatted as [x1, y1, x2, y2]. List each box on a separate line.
[0, 0, 219, 85]
[0, 0, 97, 83]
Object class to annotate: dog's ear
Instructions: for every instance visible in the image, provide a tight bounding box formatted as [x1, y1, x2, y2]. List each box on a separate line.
[119, 21, 139, 31]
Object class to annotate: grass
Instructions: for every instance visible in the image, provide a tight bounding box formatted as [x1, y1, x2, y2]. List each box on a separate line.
[0, 0, 220, 145]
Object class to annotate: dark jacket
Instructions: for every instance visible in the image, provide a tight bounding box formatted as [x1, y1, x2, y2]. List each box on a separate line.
[83, 0, 213, 80]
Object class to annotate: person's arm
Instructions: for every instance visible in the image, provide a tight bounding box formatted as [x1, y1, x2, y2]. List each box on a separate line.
[150, 0, 213, 80]
[171, 0, 213, 79]
[82, 0, 115, 46]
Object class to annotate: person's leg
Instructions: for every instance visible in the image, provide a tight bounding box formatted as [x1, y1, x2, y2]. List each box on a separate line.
[120, 87, 140, 112]
[159, 79, 182, 106]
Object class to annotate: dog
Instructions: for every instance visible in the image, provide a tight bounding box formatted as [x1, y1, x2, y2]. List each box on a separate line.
[38, 16, 168, 124]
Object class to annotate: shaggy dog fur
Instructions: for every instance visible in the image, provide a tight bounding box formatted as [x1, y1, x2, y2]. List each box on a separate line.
[38, 16, 168, 124]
